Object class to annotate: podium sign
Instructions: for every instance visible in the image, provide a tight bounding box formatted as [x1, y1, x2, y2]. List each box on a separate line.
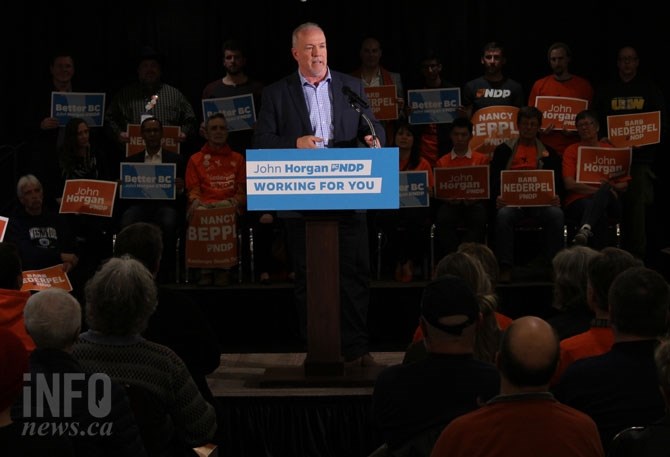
[245, 148, 399, 210]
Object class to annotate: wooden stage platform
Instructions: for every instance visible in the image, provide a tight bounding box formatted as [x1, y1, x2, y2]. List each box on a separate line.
[164, 279, 554, 457]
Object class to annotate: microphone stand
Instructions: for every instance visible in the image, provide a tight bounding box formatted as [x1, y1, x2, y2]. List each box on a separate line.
[346, 98, 380, 149]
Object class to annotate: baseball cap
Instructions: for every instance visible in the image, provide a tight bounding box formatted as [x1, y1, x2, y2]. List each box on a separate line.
[421, 275, 480, 335]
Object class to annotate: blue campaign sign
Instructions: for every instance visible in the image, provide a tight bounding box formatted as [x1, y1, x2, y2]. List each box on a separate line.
[400, 171, 430, 208]
[407, 88, 460, 125]
[246, 148, 399, 210]
[51, 92, 106, 127]
[201, 94, 256, 132]
[119, 163, 176, 200]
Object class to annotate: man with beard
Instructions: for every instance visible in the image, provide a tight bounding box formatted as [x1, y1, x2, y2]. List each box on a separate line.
[106, 46, 198, 156]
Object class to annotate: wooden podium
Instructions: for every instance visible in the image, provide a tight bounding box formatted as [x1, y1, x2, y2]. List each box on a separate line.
[247, 148, 399, 387]
[258, 214, 385, 387]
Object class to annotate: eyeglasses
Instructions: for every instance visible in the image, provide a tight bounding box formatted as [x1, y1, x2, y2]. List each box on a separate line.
[421, 63, 440, 70]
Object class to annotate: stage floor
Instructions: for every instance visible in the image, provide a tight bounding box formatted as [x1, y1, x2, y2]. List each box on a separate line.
[208, 352, 405, 397]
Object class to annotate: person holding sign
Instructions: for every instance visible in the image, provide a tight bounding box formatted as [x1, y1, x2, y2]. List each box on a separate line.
[24, 51, 78, 209]
[528, 42, 594, 155]
[6, 174, 78, 274]
[350, 36, 405, 145]
[407, 48, 457, 168]
[120, 117, 186, 283]
[594, 46, 667, 261]
[186, 112, 246, 286]
[434, 117, 491, 258]
[490, 106, 564, 283]
[253, 22, 384, 367]
[58, 117, 115, 287]
[374, 120, 432, 282]
[201, 39, 264, 156]
[106, 46, 198, 155]
[562, 110, 629, 248]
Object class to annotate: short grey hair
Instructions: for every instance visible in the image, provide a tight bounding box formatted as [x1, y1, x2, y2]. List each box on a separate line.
[24, 289, 81, 349]
[85, 256, 157, 335]
[292, 22, 323, 48]
[16, 174, 41, 198]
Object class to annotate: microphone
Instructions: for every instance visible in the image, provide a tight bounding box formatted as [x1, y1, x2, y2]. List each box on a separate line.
[342, 85, 369, 109]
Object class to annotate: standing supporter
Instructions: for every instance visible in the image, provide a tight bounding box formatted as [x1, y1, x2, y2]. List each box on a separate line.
[528, 42, 594, 155]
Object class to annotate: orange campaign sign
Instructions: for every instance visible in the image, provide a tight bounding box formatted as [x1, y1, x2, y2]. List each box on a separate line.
[186, 205, 238, 269]
[470, 105, 519, 157]
[576, 146, 632, 184]
[21, 264, 73, 292]
[0, 215, 7, 242]
[126, 124, 181, 157]
[534, 96, 589, 131]
[363, 85, 398, 121]
[59, 179, 118, 217]
[606, 111, 661, 148]
[434, 165, 490, 200]
[500, 170, 555, 207]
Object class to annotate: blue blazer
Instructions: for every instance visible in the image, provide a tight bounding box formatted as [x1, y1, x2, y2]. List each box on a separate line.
[253, 70, 385, 149]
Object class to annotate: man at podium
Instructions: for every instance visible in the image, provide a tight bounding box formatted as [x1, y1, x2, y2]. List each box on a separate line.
[254, 22, 385, 367]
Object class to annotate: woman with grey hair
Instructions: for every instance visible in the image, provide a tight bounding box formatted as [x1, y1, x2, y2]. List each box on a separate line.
[546, 245, 599, 340]
[19, 288, 146, 455]
[72, 256, 217, 456]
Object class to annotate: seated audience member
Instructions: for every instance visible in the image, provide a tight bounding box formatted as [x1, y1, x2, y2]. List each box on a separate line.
[553, 266, 669, 453]
[431, 316, 605, 457]
[562, 110, 628, 248]
[112, 222, 221, 406]
[0, 328, 73, 456]
[185, 112, 246, 286]
[6, 174, 78, 273]
[551, 247, 642, 384]
[406, 250, 509, 364]
[0, 241, 35, 352]
[456, 242, 503, 293]
[57, 116, 115, 283]
[609, 337, 670, 457]
[546, 245, 599, 340]
[433, 117, 490, 258]
[119, 117, 186, 283]
[373, 120, 433, 282]
[489, 106, 564, 283]
[371, 275, 499, 456]
[17, 288, 146, 456]
[71, 256, 217, 455]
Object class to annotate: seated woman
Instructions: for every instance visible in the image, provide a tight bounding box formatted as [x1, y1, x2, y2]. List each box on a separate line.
[185, 112, 246, 286]
[71, 256, 217, 456]
[374, 120, 434, 282]
[562, 109, 629, 248]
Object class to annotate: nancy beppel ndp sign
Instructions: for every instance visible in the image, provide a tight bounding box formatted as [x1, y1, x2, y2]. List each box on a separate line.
[246, 148, 399, 211]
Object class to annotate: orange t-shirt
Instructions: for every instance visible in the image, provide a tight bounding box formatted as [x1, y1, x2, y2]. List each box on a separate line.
[508, 143, 538, 170]
[434, 150, 490, 168]
[528, 74, 594, 154]
[400, 156, 435, 191]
